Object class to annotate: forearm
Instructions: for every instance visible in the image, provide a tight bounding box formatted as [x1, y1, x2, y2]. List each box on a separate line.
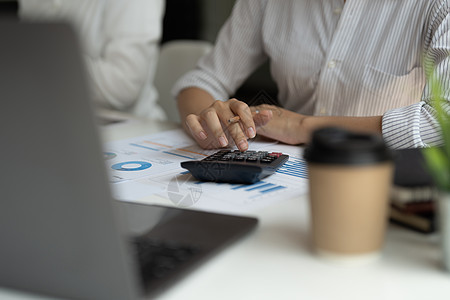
[255, 105, 382, 145]
[86, 46, 151, 110]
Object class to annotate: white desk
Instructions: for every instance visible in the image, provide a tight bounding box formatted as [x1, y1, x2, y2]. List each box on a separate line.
[1, 119, 450, 300]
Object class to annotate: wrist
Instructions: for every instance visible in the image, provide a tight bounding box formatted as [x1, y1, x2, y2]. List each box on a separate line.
[298, 114, 315, 144]
[277, 109, 310, 144]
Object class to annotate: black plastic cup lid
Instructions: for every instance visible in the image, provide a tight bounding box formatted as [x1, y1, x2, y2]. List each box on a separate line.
[303, 127, 392, 165]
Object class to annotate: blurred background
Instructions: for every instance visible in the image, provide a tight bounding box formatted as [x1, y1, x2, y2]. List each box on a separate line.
[0, 0, 278, 104]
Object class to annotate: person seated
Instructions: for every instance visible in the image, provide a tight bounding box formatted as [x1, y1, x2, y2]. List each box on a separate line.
[19, 0, 167, 120]
[173, 0, 450, 151]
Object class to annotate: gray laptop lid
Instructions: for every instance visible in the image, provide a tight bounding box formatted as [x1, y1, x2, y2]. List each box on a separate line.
[0, 21, 258, 300]
[0, 22, 139, 300]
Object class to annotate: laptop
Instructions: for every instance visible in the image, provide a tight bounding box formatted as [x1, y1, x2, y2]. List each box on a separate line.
[0, 22, 257, 299]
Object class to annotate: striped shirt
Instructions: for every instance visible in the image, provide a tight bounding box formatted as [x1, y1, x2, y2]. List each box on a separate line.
[173, 0, 450, 149]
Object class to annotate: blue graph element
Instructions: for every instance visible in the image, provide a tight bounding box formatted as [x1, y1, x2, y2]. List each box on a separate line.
[245, 183, 276, 191]
[111, 161, 152, 171]
[260, 186, 286, 193]
[231, 181, 266, 190]
[231, 181, 286, 195]
[276, 157, 308, 179]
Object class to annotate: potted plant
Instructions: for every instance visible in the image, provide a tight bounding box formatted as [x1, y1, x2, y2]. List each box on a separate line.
[421, 71, 450, 271]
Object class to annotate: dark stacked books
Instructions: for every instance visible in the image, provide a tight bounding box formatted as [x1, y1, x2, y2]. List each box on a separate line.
[389, 148, 438, 233]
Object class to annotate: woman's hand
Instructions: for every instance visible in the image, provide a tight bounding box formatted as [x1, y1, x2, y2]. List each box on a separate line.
[252, 104, 383, 145]
[251, 104, 308, 145]
[184, 98, 259, 151]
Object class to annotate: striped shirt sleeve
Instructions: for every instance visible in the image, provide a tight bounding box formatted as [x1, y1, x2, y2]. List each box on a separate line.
[382, 0, 450, 149]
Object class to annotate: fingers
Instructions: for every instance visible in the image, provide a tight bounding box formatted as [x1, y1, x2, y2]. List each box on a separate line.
[228, 99, 256, 139]
[185, 99, 254, 151]
[251, 108, 273, 127]
[223, 119, 249, 152]
[185, 114, 208, 142]
[185, 112, 228, 149]
[203, 107, 229, 147]
[218, 99, 254, 151]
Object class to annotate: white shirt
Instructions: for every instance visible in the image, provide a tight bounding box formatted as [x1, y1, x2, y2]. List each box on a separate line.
[20, 0, 167, 120]
[173, 0, 450, 149]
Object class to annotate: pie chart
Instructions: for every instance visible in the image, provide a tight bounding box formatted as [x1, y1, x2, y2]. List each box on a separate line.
[111, 161, 152, 171]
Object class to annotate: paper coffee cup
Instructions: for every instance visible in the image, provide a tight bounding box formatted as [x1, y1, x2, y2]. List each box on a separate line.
[304, 127, 393, 264]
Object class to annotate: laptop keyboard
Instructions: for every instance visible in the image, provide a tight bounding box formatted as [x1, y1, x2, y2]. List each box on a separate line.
[132, 237, 200, 285]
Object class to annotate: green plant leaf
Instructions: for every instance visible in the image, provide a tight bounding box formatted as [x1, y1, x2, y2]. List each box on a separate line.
[422, 147, 450, 191]
[430, 73, 450, 158]
[421, 62, 450, 191]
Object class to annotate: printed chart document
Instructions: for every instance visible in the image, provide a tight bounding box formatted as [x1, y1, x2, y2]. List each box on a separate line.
[103, 129, 308, 215]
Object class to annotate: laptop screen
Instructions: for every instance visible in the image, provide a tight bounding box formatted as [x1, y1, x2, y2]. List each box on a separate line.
[0, 21, 257, 299]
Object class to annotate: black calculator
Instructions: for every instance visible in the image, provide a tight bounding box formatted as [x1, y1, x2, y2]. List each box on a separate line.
[180, 150, 289, 184]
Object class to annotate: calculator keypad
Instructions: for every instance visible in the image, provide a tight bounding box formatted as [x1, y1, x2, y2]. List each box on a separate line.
[203, 150, 279, 163]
